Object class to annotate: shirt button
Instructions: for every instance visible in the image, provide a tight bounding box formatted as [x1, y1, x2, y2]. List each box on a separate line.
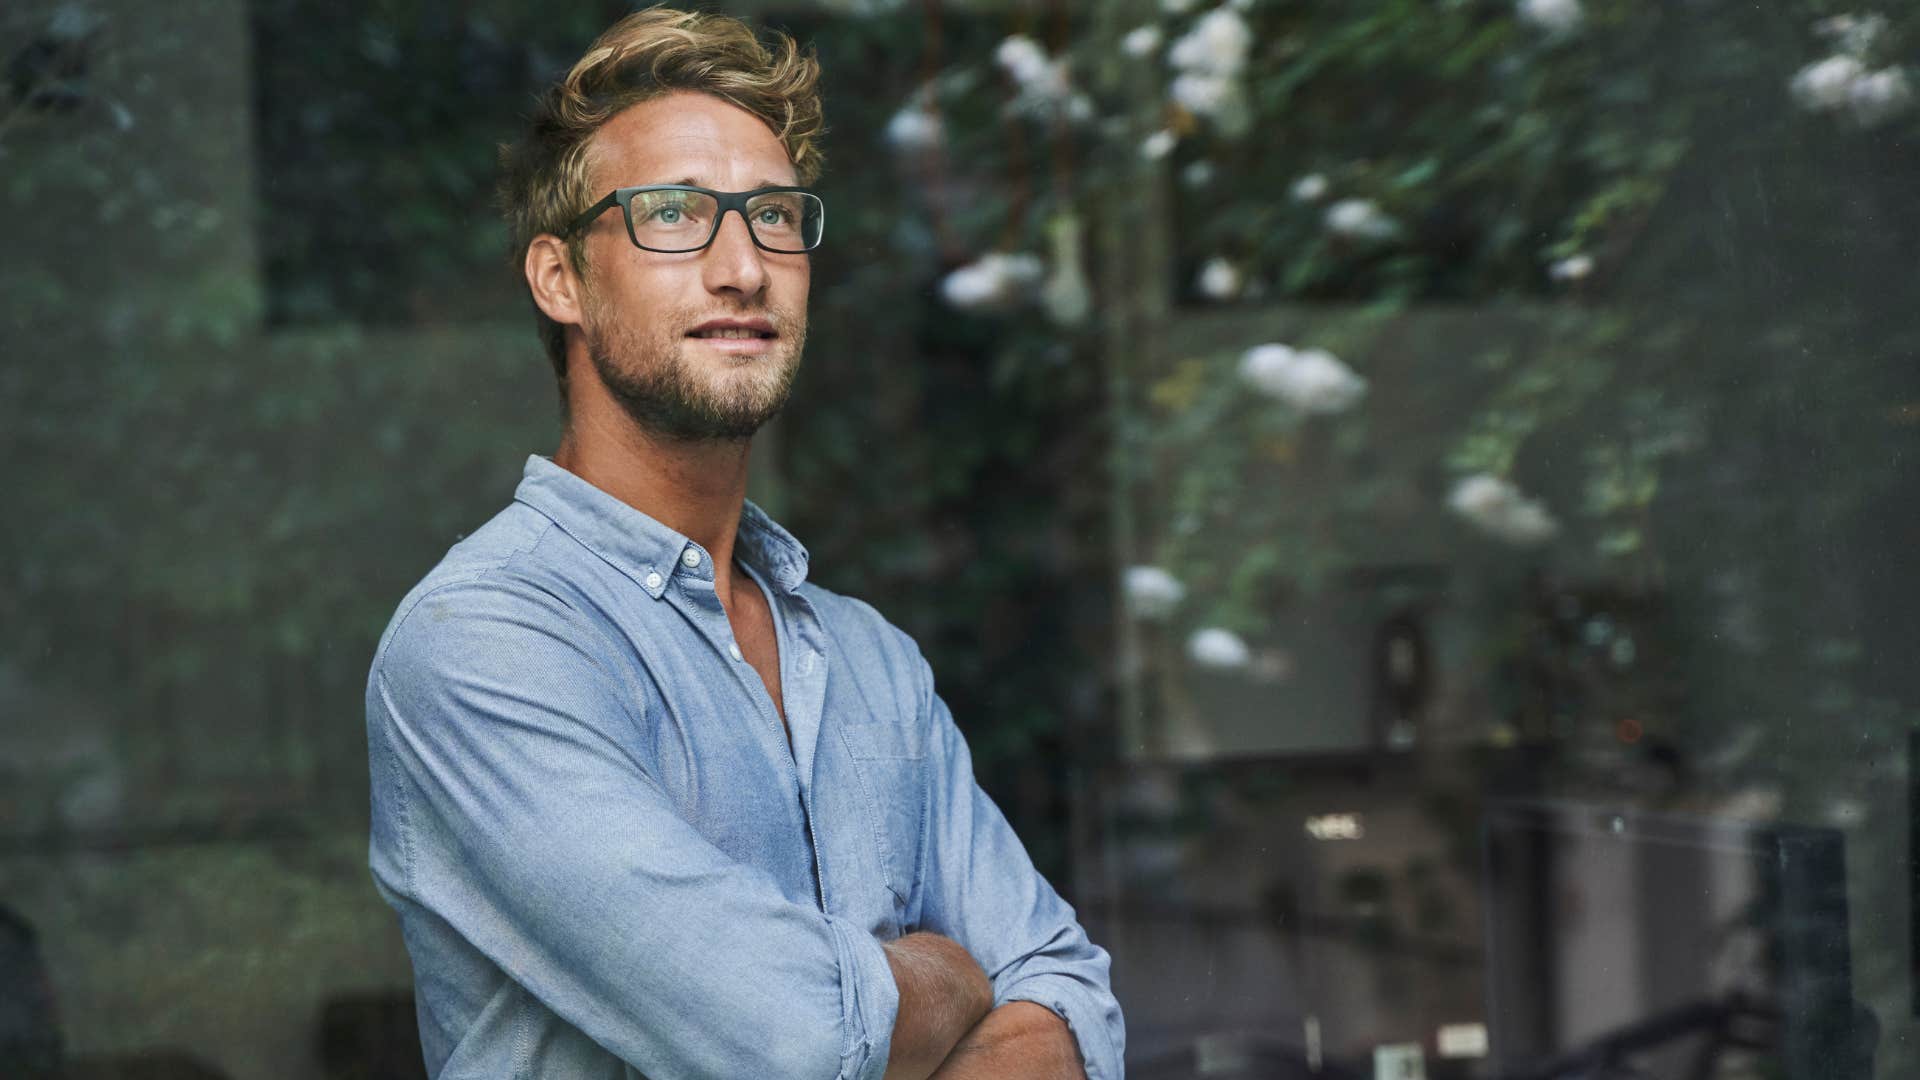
[644, 571, 663, 590]
[682, 548, 701, 568]
[728, 642, 743, 661]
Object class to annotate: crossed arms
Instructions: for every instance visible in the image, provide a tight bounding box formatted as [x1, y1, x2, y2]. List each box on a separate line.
[367, 581, 1120, 1079]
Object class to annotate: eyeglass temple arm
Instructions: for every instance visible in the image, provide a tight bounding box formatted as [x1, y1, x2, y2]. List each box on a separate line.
[562, 192, 622, 239]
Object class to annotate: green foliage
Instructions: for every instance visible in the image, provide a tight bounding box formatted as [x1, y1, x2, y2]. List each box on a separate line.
[1110, 0, 1920, 745]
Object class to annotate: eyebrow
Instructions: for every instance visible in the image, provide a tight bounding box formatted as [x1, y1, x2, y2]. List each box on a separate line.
[664, 177, 799, 190]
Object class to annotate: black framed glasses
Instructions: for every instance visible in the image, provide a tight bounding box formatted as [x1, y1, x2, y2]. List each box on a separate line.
[562, 184, 825, 254]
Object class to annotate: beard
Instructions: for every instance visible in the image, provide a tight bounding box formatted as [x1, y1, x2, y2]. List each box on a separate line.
[582, 295, 806, 443]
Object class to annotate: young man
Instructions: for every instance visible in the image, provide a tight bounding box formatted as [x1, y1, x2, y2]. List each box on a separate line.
[364, 9, 1123, 1079]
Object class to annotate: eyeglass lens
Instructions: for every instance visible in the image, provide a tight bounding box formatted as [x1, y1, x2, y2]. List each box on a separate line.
[626, 190, 822, 252]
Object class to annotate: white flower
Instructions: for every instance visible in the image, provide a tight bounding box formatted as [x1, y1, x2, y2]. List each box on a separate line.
[1123, 25, 1163, 59]
[1549, 253, 1594, 282]
[1448, 474, 1561, 546]
[1790, 51, 1914, 126]
[1195, 257, 1242, 300]
[995, 35, 1052, 85]
[1848, 67, 1913, 126]
[1140, 129, 1178, 160]
[1239, 343, 1368, 414]
[1169, 72, 1237, 118]
[940, 252, 1044, 309]
[1240, 344, 1300, 385]
[1516, 0, 1583, 35]
[1189, 627, 1252, 669]
[1325, 197, 1399, 241]
[940, 265, 1002, 308]
[1290, 173, 1329, 203]
[1124, 565, 1187, 619]
[995, 35, 1075, 115]
[1182, 160, 1217, 187]
[1168, 8, 1252, 78]
[1790, 54, 1867, 112]
[1163, 8, 1252, 132]
[1270, 347, 1367, 414]
[1814, 14, 1888, 58]
[884, 101, 942, 153]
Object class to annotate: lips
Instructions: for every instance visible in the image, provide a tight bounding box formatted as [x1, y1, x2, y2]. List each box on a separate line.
[687, 318, 776, 340]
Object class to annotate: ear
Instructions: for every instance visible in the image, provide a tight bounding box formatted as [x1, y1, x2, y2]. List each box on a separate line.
[525, 234, 586, 329]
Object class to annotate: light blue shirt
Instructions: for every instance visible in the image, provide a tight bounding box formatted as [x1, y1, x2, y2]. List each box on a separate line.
[365, 454, 1124, 1079]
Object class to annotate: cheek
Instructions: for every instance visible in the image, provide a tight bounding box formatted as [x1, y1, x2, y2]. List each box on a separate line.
[779, 260, 811, 310]
[604, 261, 694, 324]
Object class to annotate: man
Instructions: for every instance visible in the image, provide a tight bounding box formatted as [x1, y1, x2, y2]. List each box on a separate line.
[364, 8, 1123, 1079]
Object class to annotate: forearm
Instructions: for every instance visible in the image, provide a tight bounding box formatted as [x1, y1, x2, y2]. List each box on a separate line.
[881, 932, 995, 1080]
[927, 1001, 1086, 1080]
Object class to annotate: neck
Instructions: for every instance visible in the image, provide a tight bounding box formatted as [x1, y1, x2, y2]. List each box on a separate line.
[552, 407, 755, 604]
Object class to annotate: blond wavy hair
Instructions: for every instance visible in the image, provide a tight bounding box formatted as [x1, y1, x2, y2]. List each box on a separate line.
[497, 6, 825, 408]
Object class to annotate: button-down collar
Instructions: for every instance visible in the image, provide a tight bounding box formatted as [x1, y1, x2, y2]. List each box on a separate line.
[511, 454, 811, 598]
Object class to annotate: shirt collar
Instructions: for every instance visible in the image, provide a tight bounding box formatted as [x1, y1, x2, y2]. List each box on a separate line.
[511, 454, 812, 597]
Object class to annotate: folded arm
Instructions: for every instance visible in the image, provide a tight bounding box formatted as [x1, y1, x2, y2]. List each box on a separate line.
[881, 932, 994, 1080]
[931, 1001, 1086, 1079]
[907, 654, 1125, 1080]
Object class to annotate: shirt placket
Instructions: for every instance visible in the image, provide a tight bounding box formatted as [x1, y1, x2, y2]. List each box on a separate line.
[666, 540, 831, 913]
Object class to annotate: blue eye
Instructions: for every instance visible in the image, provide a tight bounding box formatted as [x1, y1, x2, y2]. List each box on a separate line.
[631, 192, 707, 229]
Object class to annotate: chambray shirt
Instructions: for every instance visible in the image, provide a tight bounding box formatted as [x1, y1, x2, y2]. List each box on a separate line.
[366, 454, 1124, 1079]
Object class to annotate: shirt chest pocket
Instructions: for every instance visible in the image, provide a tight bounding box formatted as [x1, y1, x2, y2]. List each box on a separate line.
[839, 721, 929, 908]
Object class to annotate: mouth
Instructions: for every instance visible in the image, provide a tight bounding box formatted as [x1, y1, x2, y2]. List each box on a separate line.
[686, 319, 777, 342]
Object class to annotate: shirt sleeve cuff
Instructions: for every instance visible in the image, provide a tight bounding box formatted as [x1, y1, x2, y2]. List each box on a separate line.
[1001, 975, 1124, 1080]
[826, 914, 899, 1080]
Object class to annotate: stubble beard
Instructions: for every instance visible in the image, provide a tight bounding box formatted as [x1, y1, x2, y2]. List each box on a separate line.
[584, 298, 806, 443]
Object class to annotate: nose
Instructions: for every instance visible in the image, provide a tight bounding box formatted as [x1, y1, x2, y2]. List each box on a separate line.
[700, 208, 768, 299]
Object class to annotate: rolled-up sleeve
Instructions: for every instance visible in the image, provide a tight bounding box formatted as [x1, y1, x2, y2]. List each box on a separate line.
[910, 657, 1126, 1079]
[367, 578, 897, 1079]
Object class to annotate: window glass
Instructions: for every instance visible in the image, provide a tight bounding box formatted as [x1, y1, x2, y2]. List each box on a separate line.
[2, 2, 1913, 1078]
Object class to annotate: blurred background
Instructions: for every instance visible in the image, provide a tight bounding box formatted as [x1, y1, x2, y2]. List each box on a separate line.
[3, 0, 1917, 1077]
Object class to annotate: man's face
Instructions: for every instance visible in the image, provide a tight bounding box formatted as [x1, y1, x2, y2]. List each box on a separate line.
[574, 91, 810, 442]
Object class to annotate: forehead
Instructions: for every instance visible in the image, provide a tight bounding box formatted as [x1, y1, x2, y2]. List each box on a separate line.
[589, 90, 797, 190]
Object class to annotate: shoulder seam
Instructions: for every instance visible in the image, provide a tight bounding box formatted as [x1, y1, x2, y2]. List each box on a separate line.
[372, 516, 562, 674]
